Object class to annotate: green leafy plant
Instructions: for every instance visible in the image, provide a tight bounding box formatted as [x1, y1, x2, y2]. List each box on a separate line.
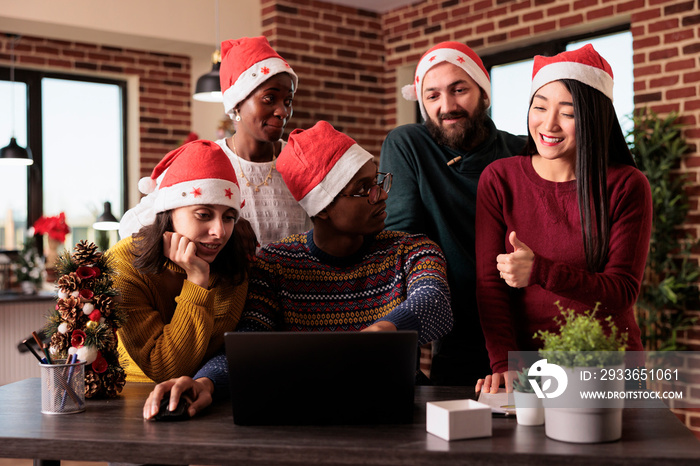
[535, 302, 627, 368]
[512, 367, 540, 393]
[628, 108, 699, 350]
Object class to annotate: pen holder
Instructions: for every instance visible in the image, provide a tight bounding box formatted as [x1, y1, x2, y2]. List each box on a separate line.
[40, 359, 86, 414]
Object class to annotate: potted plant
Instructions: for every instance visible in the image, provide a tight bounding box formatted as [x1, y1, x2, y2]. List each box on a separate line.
[534, 302, 628, 443]
[512, 367, 544, 426]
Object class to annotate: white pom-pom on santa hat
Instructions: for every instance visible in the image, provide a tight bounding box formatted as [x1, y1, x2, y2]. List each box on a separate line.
[138, 176, 157, 195]
[401, 84, 417, 101]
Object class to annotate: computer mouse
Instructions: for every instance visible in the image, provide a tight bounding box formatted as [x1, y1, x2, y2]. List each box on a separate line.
[153, 392, 190, 422]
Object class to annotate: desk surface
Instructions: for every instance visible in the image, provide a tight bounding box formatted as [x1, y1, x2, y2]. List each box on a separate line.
[0, 378, 698, 465]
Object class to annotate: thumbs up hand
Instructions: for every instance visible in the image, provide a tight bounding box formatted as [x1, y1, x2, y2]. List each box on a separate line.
[496, 231, 535, 289]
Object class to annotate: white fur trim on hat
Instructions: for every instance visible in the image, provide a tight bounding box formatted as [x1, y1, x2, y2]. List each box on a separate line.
[530, 61, 614, 102]
[298, 144, 373, 218]
[153, 178, 241, 216]
[223, 56, 297, 117]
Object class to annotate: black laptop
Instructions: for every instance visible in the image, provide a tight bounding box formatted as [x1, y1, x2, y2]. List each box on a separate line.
[224, 331, 418, 426]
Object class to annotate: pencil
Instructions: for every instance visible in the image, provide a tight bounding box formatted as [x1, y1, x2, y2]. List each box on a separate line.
[31, 331, 43, 349]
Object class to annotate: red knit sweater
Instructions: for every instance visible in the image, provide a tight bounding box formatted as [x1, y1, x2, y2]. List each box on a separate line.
[476, 155, 651, 373]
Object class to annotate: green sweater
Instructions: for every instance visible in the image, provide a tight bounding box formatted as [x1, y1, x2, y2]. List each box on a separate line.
[379, 119, 525, 385]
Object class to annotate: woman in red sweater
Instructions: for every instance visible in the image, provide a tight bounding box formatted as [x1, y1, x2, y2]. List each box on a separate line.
[475, 44, 652, 393]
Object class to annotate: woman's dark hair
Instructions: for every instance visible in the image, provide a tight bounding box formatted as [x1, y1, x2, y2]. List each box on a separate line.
[130, 210, 248, 285]
[523, 79, 636, 272]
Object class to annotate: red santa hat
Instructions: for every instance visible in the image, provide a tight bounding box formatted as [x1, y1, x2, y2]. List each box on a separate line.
[220, 36, 298, 117]
[276, 121, 373, 217]
[402, 41, 491, 120]
[137, 140, 242, 217]
[530, 44, 614, 102]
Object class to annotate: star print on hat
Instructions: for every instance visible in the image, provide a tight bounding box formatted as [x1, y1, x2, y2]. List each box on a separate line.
[401, 41, 491, 120]
[276, 121, 373, 217]
[530, 44, 614, 102]
[137, 139, 243, 217]
[219, 36, 298, 117]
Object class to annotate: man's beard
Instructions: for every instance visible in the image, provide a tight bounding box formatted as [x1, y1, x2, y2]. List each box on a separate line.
[426, 98, 490, 152]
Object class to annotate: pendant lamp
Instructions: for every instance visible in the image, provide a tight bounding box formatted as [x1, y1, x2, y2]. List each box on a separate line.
[93, 201, 120, 231]
[1, 35, 32, 166]
[193, 0, 223, 102]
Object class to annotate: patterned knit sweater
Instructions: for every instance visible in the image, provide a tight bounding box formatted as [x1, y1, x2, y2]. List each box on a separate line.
[238, 229, 453, 344]
[110, 237, 248, 383]
[194, 230, 453, 391]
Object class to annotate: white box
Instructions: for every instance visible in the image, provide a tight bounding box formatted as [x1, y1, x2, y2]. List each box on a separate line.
[426, 399, 492, 441]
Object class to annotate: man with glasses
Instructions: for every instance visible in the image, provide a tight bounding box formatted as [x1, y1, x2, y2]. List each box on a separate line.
[141, 122, 454, 418]
[236, 121, 453, 341]
[379, 42, 526, 386]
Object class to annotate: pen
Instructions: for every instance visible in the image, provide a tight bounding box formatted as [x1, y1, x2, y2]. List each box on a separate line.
[22, 339, 44, 363]
[61, 353, 82, 410]
[41, 343, 53, 364]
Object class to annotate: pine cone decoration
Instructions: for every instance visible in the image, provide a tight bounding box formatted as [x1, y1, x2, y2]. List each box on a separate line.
[57, 296, 79, 322]
[50, 331, 70, 355]
[103, 369, 126, 398]
[84, 369, 101, 398]
[94, 295, 113, 318]
[57, 272, 81, 293]
[73, 240, 102, 265]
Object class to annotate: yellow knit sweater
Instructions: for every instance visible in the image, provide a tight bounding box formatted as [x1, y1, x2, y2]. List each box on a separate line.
[109, 237, 247, 383]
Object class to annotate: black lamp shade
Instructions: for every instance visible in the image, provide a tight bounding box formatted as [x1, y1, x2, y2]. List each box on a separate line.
[93, 201, 120, 231]
[193, 62, 223, 102]
[0, 137, 33, 166]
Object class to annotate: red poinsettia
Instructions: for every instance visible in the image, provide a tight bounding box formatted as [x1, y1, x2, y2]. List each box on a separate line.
[71, 329, 86, 348]
[33, 212, 70, 242]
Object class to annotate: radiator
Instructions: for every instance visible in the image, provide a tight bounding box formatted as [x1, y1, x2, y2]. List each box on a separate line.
[0, 298, 55, 386]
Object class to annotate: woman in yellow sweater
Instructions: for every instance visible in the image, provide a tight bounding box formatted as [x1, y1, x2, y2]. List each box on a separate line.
[111, 139, 248, 383]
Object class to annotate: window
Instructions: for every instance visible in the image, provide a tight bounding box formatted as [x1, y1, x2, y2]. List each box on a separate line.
[486, 27, 633, 138]
[0, 80, 28, 250]
[0, 69, 127, 254]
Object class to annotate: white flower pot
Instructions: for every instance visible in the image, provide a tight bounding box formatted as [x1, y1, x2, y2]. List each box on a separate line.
[543, 365, 624, 443]
[514, 391, 544, 426]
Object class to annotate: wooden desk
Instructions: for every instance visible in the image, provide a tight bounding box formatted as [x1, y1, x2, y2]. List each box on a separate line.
[0, 378, 698, 465]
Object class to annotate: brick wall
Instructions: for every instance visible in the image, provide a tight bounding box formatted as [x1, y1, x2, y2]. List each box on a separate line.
[0, 33, 192, 180]
[261, 0, 386, 156]
[264, 0, 700, 437]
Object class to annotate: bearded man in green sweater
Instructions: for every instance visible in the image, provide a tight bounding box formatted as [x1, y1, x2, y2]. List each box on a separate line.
[379, 41, 526, 386]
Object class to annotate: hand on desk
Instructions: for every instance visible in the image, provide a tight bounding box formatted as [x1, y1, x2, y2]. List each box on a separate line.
[144, 376, 215, 420]
[475, 370, 516, 394]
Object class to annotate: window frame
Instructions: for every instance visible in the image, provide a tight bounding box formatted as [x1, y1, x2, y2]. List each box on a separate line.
[0, 67, 128, 251]
[480, 23, 630, 72]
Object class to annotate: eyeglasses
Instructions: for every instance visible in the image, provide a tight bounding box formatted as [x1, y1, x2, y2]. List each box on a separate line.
[337, 172, 392, 205]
